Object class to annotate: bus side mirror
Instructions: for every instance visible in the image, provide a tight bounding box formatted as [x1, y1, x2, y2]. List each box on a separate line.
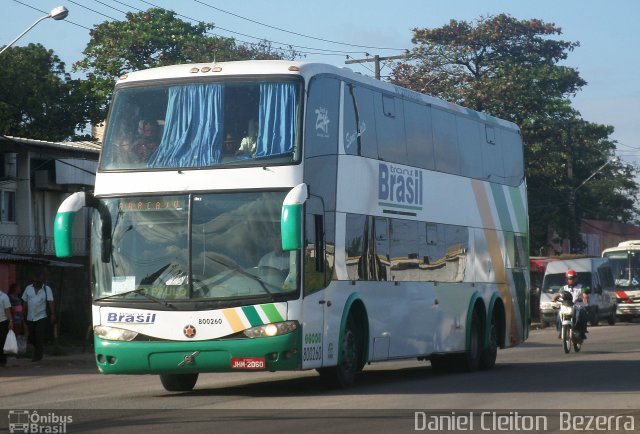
[281, 183, 308, 251]
[54, 192, 112, 262]
[54, 192, 88, 258]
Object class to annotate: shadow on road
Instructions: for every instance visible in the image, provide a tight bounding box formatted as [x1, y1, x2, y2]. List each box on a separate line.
[169, 355, 640, 398]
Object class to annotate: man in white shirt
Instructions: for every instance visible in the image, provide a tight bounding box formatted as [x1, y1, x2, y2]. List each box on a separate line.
[0, 288, 14, 366]
[552, 268, 589, 340]
[22, 272, 55, 362]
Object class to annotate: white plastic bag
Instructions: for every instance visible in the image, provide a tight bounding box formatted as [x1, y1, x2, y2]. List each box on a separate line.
[3, 329, 18, 354]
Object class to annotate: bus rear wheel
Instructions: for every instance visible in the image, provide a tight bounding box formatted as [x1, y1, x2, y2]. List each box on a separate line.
[479, 314, 498, 370]
[160, 373, 199, 392]
[430, 310, 483, 373]
[459, 309, 482, 372]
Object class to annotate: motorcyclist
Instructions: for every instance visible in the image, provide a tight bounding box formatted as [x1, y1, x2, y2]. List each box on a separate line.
[552, 269, 589, 340]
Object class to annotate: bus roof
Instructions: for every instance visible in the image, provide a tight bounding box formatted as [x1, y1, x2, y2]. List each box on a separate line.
[116, 60, 519, 131]
[603, 240, 640, 254]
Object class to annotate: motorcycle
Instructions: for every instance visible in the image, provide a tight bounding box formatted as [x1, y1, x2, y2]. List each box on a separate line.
[559, 293, 583, 353]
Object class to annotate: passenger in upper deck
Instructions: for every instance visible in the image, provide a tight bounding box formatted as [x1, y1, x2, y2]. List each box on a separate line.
[221, 133, 239, 162]
[236, 119, 258, 158]
[132, 119, 161, 162]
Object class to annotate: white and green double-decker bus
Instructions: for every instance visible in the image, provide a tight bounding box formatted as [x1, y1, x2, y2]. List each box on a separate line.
[54, 60, 529, 391]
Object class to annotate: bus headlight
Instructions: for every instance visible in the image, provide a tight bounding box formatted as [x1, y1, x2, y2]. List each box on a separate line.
[94, 325, 138, 341]
[243, 321, 298, 338]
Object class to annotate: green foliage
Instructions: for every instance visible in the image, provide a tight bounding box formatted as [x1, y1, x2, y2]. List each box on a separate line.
[75, 8, 297, 121]
[391, 14, 638, 254]
[0, 44, 91, 141]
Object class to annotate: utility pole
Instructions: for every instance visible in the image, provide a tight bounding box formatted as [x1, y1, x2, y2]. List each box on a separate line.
[345, 53, 409, 80]
[566, 122, 575, 253]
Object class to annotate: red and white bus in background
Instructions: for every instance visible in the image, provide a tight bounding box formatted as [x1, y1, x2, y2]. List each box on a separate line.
[602, 241, 640, 321]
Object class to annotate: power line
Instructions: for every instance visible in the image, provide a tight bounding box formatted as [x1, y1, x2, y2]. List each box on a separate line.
[84, 0, 352, 56]
[12, 0, 408, 60]
[123, 0, 375, 56]
[68, 0, 119, 21]
[192, 0, 407, 52]
[91, 0, 129, 15]
[105, 0, 145, 12]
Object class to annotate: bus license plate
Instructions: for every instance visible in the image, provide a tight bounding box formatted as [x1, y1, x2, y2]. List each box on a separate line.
[231, 357, 266, 370]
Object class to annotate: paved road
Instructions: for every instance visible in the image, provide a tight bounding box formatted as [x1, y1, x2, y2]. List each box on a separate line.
[1, 322, 639, 433]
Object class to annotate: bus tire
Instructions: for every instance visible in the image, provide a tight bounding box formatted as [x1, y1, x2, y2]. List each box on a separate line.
[317, 315, 361, 389]
[460, 309, 482, 372]
[160, 373, 199, 392]
[479, 313, 498, 370]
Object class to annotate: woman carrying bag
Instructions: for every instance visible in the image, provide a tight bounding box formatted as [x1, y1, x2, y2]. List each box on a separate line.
[0, 287, 15, 366]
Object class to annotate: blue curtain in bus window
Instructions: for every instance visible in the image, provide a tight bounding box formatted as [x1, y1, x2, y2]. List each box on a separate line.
[149, 84, 224, 168]
[255, 83, 297, 158]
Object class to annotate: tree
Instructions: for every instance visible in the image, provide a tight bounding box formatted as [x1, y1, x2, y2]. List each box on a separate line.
[391, 14, 638, 254]
[75, 8, 298, 121]
[0, 44, 93, 141]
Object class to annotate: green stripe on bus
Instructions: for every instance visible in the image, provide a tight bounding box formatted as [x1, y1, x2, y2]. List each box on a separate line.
[261, 304, 284, 323]
[378, 202, 423, 211]
[508, 186, 528, 233]
[490, 184, 513, 232]
[241, 306, 263, 327]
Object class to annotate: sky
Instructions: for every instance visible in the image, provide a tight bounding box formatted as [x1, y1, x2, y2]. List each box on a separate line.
[2, 0, 640, 168]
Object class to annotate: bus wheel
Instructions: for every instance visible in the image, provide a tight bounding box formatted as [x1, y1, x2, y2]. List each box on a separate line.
[479, 314, 498, 370]
[160, 373, 199, 392]
[318, 315, 361, 388]
[460, 310, 482, 372]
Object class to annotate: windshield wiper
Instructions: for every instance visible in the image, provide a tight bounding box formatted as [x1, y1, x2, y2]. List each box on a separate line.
[95, 287, 177, 309]
[204, 254, 275, 300]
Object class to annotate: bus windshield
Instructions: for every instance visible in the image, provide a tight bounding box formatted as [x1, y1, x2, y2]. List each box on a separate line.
[604, 251, 640, 288]
[100, 79, 301, 170]
[91, 191, 299, 304]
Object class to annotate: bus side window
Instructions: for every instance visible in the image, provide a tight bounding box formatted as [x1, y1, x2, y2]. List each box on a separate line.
[305, 76, 339, 157]
[345, 214, 365, 281]
[456, 116, 483, 180]
[404, 100, 435, 171]
[343, 84, 378, 159]
[432, 108, 460, 175]
[376, 94, 407, 164]
[304, 213, 327, 294]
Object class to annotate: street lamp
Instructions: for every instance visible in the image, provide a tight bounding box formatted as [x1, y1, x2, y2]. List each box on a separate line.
[0, 6, 69, 56]
[567, 155, 619, 253]
[574, 156, 620, 192]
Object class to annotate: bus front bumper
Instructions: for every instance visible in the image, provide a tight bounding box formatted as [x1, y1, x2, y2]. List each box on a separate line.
[94, 330, 301, 374]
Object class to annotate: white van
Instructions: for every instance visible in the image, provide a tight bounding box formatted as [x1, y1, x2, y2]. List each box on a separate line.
[539, 258, 617, 327]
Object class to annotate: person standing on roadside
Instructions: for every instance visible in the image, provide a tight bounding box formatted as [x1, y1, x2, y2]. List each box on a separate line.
[0, 287, 14, 366]
[22, 271, 55, 362]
